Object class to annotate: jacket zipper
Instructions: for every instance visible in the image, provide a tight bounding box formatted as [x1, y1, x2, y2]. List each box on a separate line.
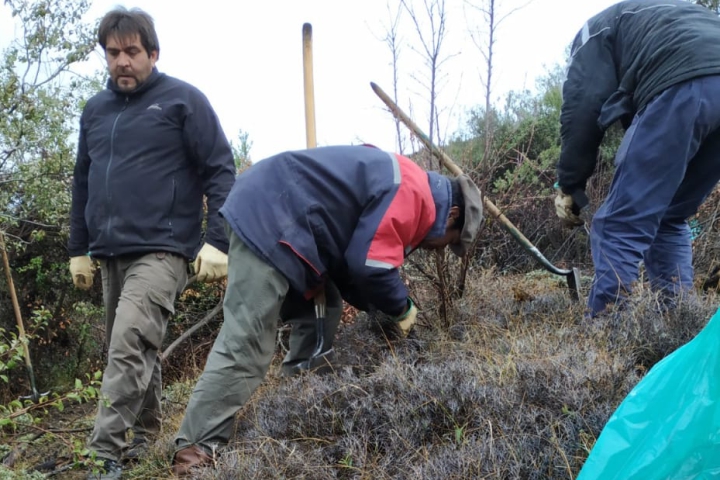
[169, 178, 175, 237]
[105, 96, 129, 256]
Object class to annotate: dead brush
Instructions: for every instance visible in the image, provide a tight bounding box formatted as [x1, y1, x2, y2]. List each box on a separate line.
[176, 269, 717, 480]
[23, 270, 712, 479]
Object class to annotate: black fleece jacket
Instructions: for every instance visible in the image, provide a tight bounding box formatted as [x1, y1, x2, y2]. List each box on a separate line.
[69, 69, 236, 259]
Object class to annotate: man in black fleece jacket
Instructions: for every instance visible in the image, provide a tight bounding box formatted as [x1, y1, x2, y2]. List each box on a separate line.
[67, 7, 236, 479]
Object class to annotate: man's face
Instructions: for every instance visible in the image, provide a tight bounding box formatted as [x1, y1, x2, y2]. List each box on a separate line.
[418, 206, 462, 250]
[419, 228, 461, 250]
[105, 34, 157, 92]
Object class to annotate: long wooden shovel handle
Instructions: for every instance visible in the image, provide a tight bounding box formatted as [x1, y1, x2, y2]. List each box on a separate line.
[302, 23, 317, 149]
[301, 23, 329, 316]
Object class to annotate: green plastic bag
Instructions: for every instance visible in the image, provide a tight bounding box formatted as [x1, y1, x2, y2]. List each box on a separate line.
[576, 307, 720, 480]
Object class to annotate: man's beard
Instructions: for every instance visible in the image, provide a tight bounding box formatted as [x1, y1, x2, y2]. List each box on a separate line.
[114, 73, 139, 91]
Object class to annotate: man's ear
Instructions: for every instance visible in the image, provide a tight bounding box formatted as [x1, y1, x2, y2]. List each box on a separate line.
[446, 205, 460, 227]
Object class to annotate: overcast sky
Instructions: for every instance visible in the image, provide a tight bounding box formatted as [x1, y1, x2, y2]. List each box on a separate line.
[1, 0, 620, 161]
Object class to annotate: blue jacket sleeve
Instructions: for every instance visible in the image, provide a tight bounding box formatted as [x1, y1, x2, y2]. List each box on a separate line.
[68, 116, 90, 257]
[183, 91, 236, 255]
[340, 266, 409, 317]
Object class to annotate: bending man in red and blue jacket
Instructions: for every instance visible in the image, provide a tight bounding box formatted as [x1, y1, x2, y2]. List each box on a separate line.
[171, 144, 483, 474]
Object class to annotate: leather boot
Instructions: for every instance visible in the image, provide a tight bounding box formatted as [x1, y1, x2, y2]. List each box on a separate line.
[171, 445, 212, 477]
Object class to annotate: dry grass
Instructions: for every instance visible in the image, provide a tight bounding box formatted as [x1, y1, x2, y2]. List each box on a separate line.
[3, 268, 716, 479]
[174, 270, 716, 480]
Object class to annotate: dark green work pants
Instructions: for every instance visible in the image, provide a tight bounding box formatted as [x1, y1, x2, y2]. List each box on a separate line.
[174, 228, 342, 453]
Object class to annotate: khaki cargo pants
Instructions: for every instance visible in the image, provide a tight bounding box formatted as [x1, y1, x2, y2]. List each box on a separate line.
[174, 228, 342, 453]
[89, 252, 187, 461]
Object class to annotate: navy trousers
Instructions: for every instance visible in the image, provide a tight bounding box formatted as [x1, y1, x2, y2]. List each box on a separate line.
[588, 75, 720, 316]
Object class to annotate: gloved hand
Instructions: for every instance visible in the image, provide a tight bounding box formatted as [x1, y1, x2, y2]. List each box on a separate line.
[193, 243, 228, 282]
[395, 299, 418, 337]
[554, 190, 583, 227]
[369, 298, 418, 340]
[69, 255, 95, 290]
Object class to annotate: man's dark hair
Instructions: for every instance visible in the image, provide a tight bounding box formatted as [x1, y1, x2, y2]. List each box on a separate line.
[448, 177, 466, 230]
[98, 7, 159, 58]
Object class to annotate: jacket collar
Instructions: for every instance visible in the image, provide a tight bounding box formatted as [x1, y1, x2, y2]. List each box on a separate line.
[424, 171, 451, 240]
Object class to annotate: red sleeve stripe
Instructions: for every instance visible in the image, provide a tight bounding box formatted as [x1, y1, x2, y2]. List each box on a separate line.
[279, 240, 322, 275]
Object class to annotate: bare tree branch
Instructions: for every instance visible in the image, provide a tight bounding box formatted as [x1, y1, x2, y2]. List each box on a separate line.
[160, 297, 223, 362]
[377, 1, 406, 154]
[400, 0, 453, 169]
[464, 0, 533, 163]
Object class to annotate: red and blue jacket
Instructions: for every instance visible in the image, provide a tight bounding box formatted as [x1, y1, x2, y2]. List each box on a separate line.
[219, 145, 451, 316]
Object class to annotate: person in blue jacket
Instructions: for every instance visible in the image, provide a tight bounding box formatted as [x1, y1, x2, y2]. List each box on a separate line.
[171, 145, 484, 475]
[67, 7, 236, 478]
[554, 0, 720, 317]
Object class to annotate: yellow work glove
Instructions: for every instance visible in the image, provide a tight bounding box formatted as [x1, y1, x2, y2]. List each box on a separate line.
[69, 255, 95, 290]
[395, 299, 418, 338]
[554, 190, 583, 227]
[193, 243, 228, 283]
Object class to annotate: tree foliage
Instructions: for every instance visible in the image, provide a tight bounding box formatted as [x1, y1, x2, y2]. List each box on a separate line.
[1, 0, 99, 235]
[0, 0, 254, 404]
[695, 0, 720, 14]
[0, 0, 102, 401]
[231, 129, 253, 173]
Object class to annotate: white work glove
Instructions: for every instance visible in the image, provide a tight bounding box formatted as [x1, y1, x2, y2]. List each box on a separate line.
[69, 255, 95, 290]
[394, 299, 418, 337]
[554, 191, 583, 227]
[370, 298, 419, 340]
[193, 243, 228, 282]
